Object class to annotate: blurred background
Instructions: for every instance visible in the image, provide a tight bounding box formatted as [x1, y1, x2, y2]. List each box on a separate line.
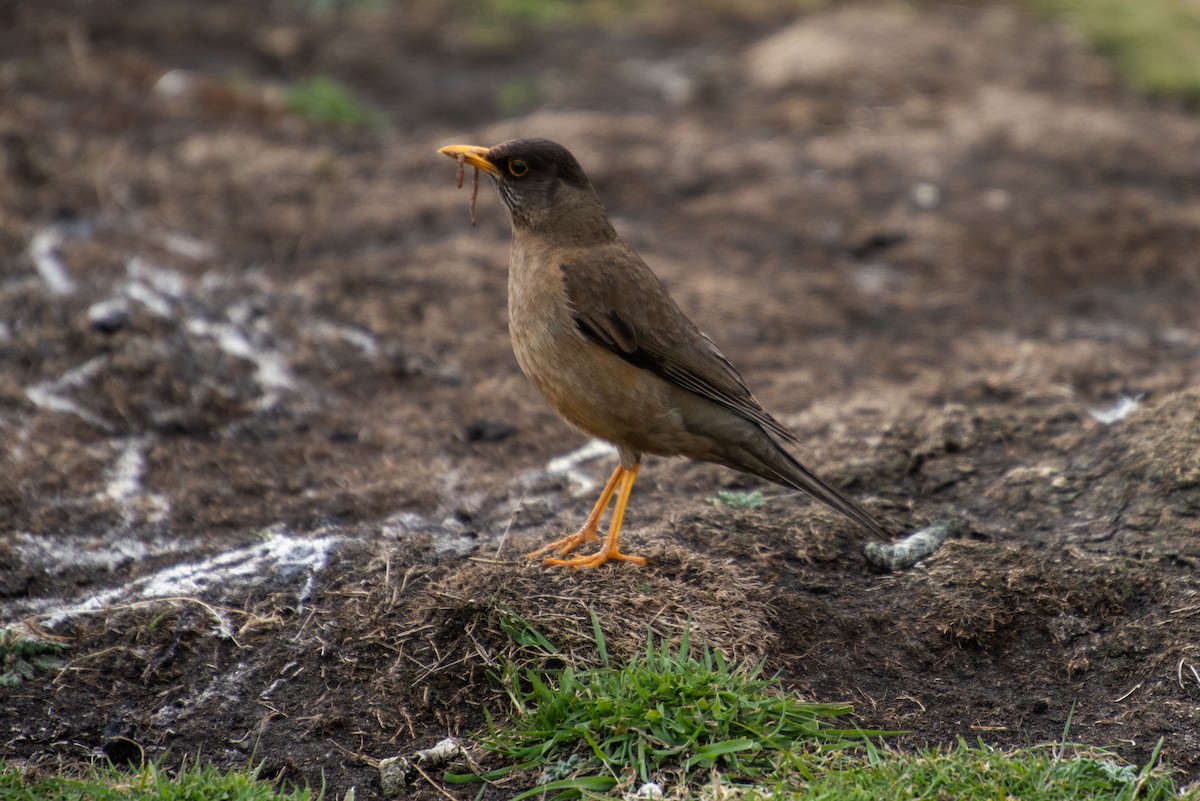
[3, 0, 1197, 534]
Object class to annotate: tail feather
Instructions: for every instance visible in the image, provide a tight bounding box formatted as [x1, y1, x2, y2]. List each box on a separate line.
[762, 443, 892, 542]
[671, 388, 893, 541]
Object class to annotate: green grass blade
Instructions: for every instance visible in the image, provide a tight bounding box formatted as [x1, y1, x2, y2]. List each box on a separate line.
[684, 738, 759, 769]
[589, 607, 608, 668]
[508, 775, 618, 801]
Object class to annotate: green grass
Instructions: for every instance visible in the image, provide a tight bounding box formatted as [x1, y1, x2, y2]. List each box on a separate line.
[302, 0, 388, 13]
[450, 612, 888, 799]
[471, 0, 585, 26]
[0, 628, 67, 687]
[1023, 0, 1200, 98]
[458, 0, 832, 47]
[284, 76, 382, 130]
[5, 612, 1194, 801]
[694, 738, 1194, 800]
[710, 489, 767, 510]
[447, 611, 1197, 799]
[458, 0, 1200, 99]
[476, 0, 830, 25]
[0, 761, 316, 801]
[496, 77, 542, 115]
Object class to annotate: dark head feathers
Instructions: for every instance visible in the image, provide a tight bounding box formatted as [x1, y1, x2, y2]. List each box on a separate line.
[485, 138, 592, 190]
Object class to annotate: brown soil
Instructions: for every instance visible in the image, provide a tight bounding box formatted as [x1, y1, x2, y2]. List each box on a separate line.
[2, 1, 1199, 798]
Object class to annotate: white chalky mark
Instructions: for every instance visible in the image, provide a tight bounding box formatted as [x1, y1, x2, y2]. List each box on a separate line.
[107, 439, 145, 507]
[1088, 394, 1142, 425]
[87, 296, 131, 327]
[545, 438, 618, 496]
[151, 658, 255, 730]
[101, 438, 171, 528]
[9, 532, 176, 577]
[125, 279, 175, 317]
[30, 531, 341, 630]
[84, 258, 187, 322]
[185, 318, 297, 398]
[128, 257, 187, 299]
[253, 352, 296, 391]
[158, 231, 217, 261]
[29, 225, 77, 295]
[314, 321, 381, 355]
[24, 355, 113, 430]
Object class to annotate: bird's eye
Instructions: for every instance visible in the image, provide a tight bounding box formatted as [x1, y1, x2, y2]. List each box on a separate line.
[507, 159, 529, 177]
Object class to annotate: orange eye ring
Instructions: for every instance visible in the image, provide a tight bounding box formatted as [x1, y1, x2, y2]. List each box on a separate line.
[508, 159, 529, 177]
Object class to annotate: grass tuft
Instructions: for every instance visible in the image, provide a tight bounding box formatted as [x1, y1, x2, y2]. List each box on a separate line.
[302, 0, 388, 13]
[496, 77, 541, 115]
[285, 76, 383, 130]
[1025, 0, 1200, 98]
[452, 612, 886, 798]
[710, 490, 767, 510]
[0, 627, 67, 686]
[695, 738, 1195, 800]
[0, 760, 315, 801]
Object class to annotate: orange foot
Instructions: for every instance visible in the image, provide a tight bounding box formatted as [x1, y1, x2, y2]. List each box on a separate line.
[524, 464, 621, 559]
[544, 545, 647, 569]
[526, 462, 647, 569]
[525, 526, 598, 559]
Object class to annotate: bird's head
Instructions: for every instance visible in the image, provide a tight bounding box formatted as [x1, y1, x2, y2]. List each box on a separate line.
[438, 138, 616, 244]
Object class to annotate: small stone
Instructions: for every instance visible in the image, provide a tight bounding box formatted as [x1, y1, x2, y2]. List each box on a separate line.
[101, 718, 141, 765]
[911, 182, 940, 210]
[88, 298, 130, 334]
[462, 419, 517, 442]
[153, 69, 196, 99]
[378, 756, 409, 796]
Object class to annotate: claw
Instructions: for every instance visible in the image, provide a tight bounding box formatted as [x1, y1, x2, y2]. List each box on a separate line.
[526, 463, 647, 569]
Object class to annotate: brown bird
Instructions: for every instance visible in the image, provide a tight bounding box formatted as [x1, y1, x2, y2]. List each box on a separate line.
[438, 138, 891, 568]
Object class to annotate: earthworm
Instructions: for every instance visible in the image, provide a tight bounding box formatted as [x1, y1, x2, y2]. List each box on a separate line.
[469, 160, 479, 226]
[453, 152, 480, 226]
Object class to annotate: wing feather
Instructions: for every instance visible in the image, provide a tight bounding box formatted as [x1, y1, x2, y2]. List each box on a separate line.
[561, 244, 799, 443]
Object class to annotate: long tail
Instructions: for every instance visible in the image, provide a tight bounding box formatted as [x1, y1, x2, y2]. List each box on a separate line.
[759, 442, 893, 542]
[678, 392, 894, 541]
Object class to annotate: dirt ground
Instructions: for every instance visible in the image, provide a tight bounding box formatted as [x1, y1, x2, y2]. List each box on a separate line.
[2, 0, 1199, 797]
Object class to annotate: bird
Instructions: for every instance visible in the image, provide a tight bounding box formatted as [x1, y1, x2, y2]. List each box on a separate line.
[438, 138, 892, 568]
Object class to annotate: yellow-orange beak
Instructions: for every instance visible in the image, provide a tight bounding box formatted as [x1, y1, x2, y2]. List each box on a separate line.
[437, 144, 500, 176]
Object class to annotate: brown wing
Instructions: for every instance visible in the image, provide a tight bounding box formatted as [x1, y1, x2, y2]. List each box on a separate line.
[560, 243, 799, 444]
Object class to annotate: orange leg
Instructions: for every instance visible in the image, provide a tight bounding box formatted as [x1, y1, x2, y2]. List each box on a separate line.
[544, 463, 647, 569]
[525, 464, 624, 559]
